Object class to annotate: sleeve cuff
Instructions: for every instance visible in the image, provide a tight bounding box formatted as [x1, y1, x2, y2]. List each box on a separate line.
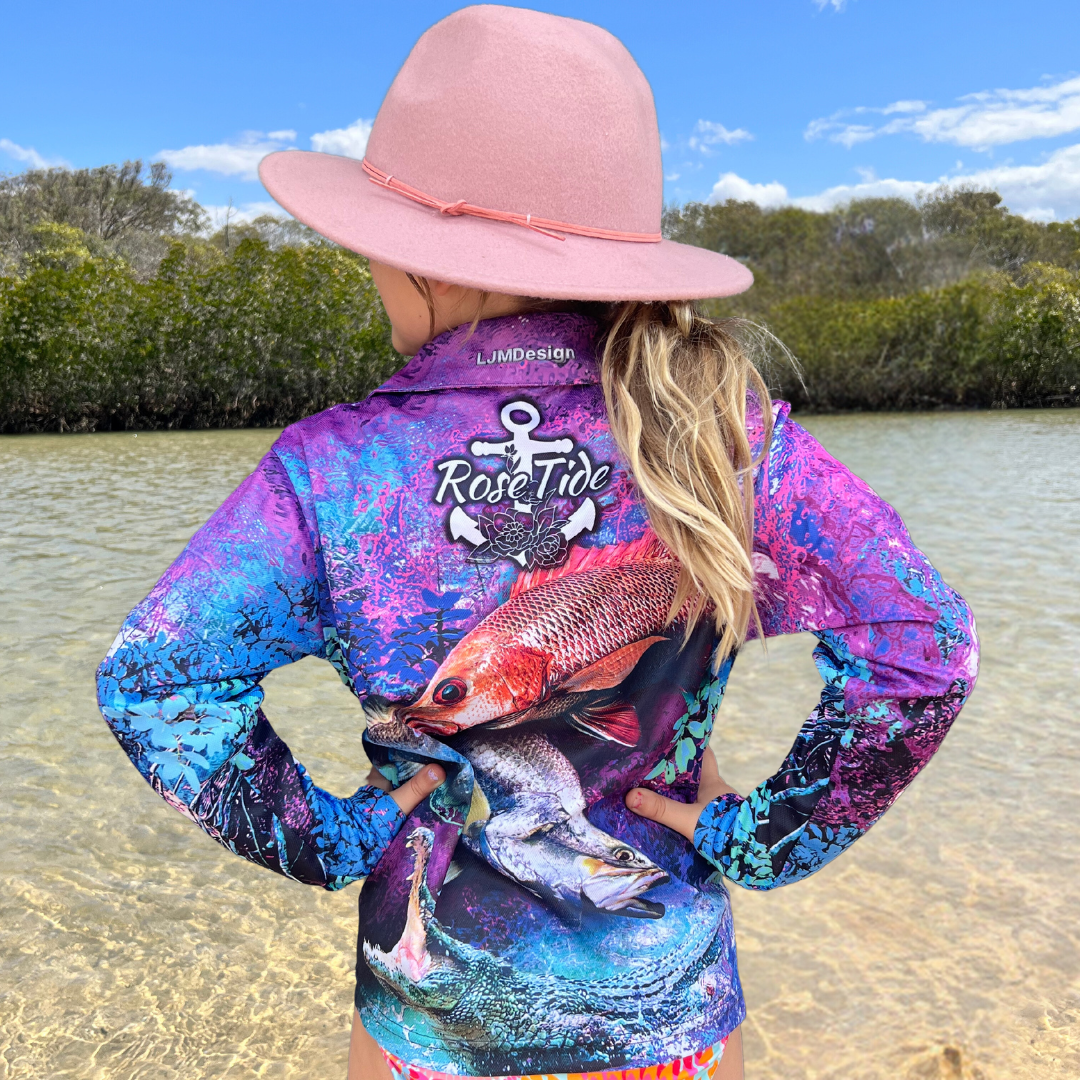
[692, 792, 745, 873]
[302, 778, 406, 888]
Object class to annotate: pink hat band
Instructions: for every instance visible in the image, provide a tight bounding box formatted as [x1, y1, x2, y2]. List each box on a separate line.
[260, 5, 752, 302]
[360, 159, 662, 244]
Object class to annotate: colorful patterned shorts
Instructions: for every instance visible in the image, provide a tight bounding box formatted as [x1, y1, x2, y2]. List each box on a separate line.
[379, 1039, 727, 1080]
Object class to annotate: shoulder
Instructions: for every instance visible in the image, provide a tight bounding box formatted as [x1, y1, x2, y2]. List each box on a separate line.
[744, 395, 792, 471]
[754, 404, 871, 503]
[270, 397, 390, 475]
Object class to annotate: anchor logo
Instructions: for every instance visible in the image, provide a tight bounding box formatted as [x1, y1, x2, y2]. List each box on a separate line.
[435, 400, 611, 569]
[472, 401, 573, 512]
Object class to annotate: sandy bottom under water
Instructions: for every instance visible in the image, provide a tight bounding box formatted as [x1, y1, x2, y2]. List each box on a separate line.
[1, 410, 1078, 1079]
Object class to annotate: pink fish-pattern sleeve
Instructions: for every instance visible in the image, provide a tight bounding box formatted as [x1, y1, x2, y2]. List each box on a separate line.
[96, 448, 404, 890]
[693, 410, 979, 888]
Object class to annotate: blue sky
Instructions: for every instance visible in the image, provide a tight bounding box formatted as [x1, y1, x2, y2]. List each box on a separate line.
[3, 0, 1079, 225]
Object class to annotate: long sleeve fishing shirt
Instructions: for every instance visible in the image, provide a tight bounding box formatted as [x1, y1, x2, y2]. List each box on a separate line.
[98, 311, 978, 1076]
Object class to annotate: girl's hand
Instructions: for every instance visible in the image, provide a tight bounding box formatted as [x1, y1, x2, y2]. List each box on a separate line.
[365, 764, 447, 816]
[624, 748, 739, 842]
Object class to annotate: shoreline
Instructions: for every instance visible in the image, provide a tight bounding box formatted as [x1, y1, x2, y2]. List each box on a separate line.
[2, 398, 1078, 437]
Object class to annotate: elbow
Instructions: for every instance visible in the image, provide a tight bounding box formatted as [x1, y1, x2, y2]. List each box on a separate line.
[96, 619, 131, 695]
[96, 655, 118, 725]
[95, 629, 152, 742]
[908, 589, 979, 703]
[936, 592, 980, 701]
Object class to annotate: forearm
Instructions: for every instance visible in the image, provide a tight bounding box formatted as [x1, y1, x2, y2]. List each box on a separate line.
[695, 611, 978, 889]
[693, 410, 980, 889]
[97, 444, 404, 889]
[98, 667, 404, 889]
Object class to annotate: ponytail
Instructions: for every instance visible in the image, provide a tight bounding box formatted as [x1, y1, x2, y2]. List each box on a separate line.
[597, 302, 773, 662]
[402, 279, 773, 659]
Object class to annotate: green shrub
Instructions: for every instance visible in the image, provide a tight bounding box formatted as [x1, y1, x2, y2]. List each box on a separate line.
[722, 268, 1080, 411]
[0, 246, 143, 430]
[990, 265, 1080, 408]
[0, 237, 400, 432]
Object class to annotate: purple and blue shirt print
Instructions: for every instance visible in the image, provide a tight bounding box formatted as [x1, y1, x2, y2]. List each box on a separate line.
[97, 312, 978, 1075]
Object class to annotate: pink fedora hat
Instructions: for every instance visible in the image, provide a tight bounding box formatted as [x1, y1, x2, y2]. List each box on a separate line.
[260, 5, 751, 302]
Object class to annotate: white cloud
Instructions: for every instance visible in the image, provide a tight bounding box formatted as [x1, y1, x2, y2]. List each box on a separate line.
[813, 0, 848, 9]
[806, 120, 876, 148]
[709, 172, 790, 208]
[881, 100, 928, 116]
[709, 141, 1080, 220]
[159, 131, 297, 180]
[689, 120, 753, 152]
[201, 201, 285, 228]
[808, 75, 1080, 149]
[956, 142, 1080, 219]
[1021, 207, 1058, 223]
[791, 176, 937, 211]
[0, 138, 70, 169]
[156, 117, 374, 181]
[310, 118, 373, 158]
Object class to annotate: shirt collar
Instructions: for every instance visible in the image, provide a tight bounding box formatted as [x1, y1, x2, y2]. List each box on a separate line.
[373, 312, 601, 394]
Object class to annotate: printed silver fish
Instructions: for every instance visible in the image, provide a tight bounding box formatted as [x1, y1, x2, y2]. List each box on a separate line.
[458, 729, 669, 922]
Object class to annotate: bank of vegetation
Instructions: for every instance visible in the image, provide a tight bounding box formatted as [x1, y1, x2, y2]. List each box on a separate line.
[1, 161, 1079, 431]
[666, 192, 1080, 411]
[0, 163, 398, 432]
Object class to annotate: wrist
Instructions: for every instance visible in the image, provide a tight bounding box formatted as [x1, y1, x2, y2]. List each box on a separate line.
[692, 791, 744, 869]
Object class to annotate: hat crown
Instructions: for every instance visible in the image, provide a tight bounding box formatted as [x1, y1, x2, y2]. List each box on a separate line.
[365, 5, 662, 234]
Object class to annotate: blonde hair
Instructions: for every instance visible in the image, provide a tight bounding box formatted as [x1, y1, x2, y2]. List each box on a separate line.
[598, 302, 772, 662]
[403, 276, 771, 661]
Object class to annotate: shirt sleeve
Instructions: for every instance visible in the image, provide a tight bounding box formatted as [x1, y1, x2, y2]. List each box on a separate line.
[96, 445, 403, 891]
[693, 410, 979, 890]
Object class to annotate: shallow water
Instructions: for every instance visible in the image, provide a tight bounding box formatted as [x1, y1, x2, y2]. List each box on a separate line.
[1, 412, 1077, 1080]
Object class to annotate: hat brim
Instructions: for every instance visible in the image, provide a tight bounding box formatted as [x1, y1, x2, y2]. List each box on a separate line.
[260, 151, 752, 302]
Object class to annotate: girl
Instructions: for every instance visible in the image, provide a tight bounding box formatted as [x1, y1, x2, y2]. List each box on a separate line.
[97, 7, 979, 1080]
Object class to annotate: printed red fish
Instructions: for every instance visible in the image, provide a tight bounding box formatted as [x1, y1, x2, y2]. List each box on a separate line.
[398, 532, 683, 746]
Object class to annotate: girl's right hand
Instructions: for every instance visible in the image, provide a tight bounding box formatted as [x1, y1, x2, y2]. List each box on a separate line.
[366, 764, 447, 815]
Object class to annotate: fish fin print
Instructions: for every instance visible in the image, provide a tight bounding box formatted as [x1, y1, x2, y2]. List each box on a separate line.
[537, 887, 584, 927]
[568, 700, 641, 747]
[464, 784, 491, 831]
[509, 528, 671, 599]
[559, 637, 667, 693]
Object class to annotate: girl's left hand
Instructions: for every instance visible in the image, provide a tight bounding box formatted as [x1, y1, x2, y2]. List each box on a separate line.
[624, 747, 739, 841]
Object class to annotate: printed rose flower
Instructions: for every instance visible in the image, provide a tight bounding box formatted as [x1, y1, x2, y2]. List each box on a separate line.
[531, 529, 569, 568]
[470, 501, 572, 568]
[470, 511, 532, 564]
[523, 502, 570, 568]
